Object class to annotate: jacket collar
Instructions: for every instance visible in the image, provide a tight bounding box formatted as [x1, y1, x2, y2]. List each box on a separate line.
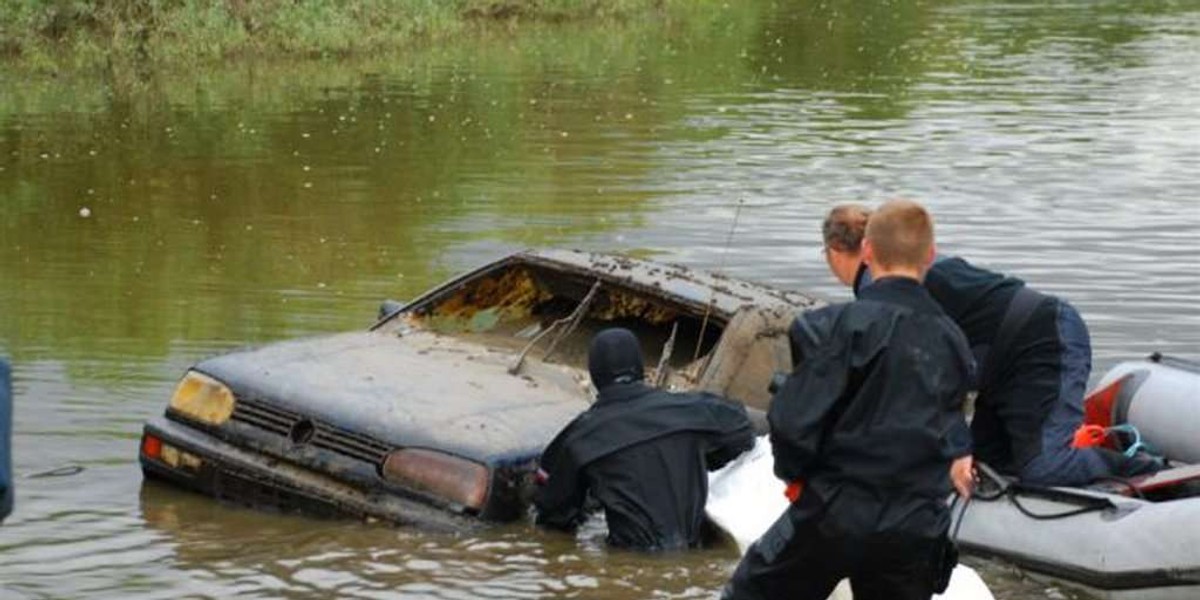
[858, 276, 945, 315]
[852, 262, 872, 296]
[595, 381, 656, 406]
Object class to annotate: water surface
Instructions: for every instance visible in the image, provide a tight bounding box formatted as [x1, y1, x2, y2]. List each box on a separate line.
[2, 1, 1198, 598]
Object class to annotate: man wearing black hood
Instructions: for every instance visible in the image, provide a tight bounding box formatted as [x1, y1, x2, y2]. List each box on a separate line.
[533, 327, 755, 551]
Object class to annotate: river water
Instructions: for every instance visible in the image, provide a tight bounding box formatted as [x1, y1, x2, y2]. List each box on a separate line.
[1, 1, 1198, 598]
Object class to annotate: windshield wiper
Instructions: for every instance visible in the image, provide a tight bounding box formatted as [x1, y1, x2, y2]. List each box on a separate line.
[508, 279, 602, 375]
[653, 321, 679, 388]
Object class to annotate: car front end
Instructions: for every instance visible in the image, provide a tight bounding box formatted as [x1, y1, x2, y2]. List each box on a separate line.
[140, 330, 589, 527]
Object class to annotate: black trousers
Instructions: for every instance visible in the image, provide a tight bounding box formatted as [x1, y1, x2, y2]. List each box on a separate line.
[722, 501, 947, 600]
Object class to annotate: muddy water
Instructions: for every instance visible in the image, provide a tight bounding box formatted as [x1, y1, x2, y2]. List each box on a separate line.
[1, 1, 1198, 598]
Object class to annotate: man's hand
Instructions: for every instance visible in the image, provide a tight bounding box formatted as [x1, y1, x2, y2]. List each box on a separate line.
[784, 480, 805, 503]
[950, 455, 975, 499]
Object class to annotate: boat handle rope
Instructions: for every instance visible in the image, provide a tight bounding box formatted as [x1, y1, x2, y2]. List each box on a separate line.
[967, 460, 1116, 521]
[1107, 424, 1154, 458]
[949, 492, 970, 543]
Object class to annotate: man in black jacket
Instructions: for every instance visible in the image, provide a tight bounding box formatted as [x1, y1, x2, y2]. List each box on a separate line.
[533, 328, 755, 551]
[724, 200, 974, 600]
[822, 203, 1160, 486]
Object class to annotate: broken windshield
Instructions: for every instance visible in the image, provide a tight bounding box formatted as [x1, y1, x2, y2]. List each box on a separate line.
[394, 261, 725, 384]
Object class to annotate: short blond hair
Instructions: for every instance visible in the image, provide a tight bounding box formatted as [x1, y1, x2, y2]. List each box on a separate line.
[822, 204, 871, 252]
[865, 199, 934, 270]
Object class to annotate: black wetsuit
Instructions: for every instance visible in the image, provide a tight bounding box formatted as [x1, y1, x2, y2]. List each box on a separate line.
[724, 277, 973, 600]
[534, 382, 754, 550]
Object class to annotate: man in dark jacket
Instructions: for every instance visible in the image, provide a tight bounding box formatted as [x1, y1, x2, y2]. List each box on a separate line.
[533, 328, 755, 551]
[822, 203, 1160, 486]
[724, 200, 974, 600]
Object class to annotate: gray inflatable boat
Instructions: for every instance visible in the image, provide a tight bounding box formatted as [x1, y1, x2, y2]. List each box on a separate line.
[952, 355, 1200, 599]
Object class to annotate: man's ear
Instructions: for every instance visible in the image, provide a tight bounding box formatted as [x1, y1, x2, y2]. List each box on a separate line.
[926, 242, 937, 267]
[861, 238, 875, 264]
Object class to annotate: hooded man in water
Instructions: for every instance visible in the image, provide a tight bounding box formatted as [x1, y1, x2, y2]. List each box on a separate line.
[533, 327, 755, 551]
[723, 199, 975, 600]
[821, 203, 1161, 486]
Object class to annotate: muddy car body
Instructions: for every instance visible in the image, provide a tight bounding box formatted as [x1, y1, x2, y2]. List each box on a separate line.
[139, 249, 821, 528]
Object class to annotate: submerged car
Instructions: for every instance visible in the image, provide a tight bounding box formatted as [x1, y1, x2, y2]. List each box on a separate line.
[139, 249, 820, 529]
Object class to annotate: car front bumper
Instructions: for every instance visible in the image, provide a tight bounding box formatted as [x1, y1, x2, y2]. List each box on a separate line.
[139, 416, 480, 532]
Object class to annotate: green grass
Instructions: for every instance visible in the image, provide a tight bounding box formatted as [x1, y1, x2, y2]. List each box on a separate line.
[0, 0, 692, 71]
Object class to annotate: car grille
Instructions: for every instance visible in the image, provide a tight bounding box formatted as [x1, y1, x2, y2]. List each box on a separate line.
[231, 398, 393, 464]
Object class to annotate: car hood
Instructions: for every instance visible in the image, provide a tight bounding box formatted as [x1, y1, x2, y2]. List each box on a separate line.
[194, 330, 590, 463]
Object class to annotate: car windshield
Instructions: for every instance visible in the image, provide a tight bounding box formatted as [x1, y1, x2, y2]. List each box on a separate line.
[392, 261, 725, 384]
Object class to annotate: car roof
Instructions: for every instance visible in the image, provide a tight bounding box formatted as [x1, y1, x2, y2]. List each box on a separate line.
[509, 248, 819, 318]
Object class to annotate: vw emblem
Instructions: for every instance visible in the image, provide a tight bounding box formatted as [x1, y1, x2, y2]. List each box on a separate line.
[290, 418, 316, 445]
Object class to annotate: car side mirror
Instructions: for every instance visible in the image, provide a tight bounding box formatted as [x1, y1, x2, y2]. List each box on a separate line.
[378, 299, 407, 321]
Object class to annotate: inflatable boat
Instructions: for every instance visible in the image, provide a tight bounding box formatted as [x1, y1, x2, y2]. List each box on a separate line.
[707, 436, 995, 600]
[951, 354, 1200, 600]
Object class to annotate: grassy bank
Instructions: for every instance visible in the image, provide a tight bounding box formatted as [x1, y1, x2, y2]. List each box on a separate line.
[0, 0, 690, 70]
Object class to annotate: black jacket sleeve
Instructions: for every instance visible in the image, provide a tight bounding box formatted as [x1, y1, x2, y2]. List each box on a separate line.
[533, 423, 589, 531]
[701, 395, 755, 470]
[769, 306, 894, 483]
[939, 315, 975, 460]
[788, 305, 841, 368]
[770, 308, 849, 483]
[767, 345, 851, 483]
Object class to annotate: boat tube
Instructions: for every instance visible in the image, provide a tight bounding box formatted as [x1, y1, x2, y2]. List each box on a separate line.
[1092, 353, 1200, 463]
[706, 436, 995, 600]
[951, 354, 1200, 600]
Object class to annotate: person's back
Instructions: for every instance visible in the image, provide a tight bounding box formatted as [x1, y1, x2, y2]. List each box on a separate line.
[922, 256, 1023, 349]
[922, 256, 1059, 476]
[534, 329, 754, 551]
[581, 400, 740, 549]
[925, 256, 1161, 483]
[775, 282, 972, 536]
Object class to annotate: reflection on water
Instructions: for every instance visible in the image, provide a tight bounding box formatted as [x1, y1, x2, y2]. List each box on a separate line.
[1, 0, 1198, 598]
[132, 484, 736, 599]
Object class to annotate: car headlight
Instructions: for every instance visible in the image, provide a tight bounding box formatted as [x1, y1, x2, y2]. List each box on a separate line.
[168, 371, 236, 426]
[381, 448, 489, 511]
